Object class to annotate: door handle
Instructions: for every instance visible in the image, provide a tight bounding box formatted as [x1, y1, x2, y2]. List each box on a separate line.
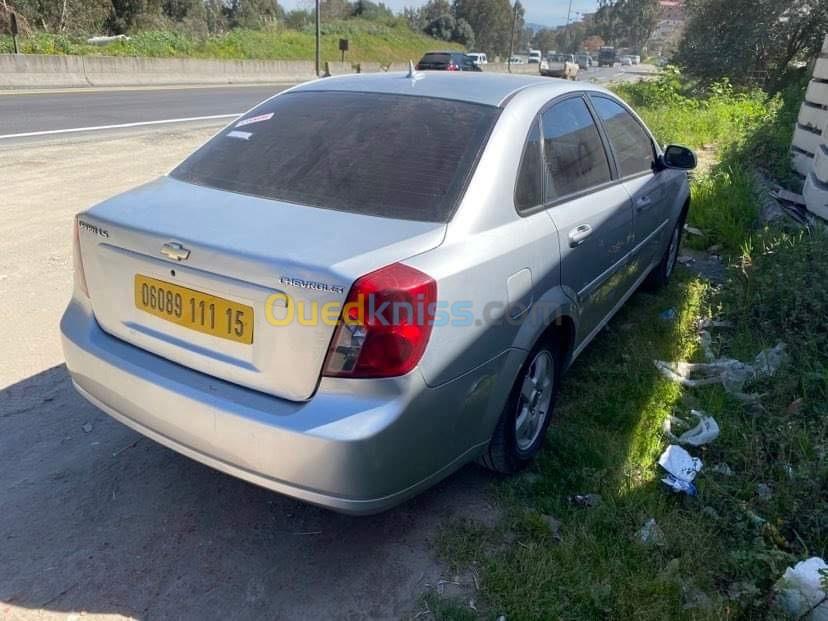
[635, 195, 654, 212]
[568, 224, 593, 248]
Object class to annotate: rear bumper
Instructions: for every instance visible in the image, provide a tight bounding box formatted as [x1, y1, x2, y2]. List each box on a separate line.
[61, 298, 510, 514]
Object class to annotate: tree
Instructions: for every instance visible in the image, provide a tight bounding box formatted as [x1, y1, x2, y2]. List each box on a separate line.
[532, 27, 558, 55]
[352, 0, 394, 20]
[615, 0, 659, 53]
[590, 0, 658, 51]
[453, 0, 519, 57]
[424, 13, 455, 40]
[224, 0, 283, 29]
[676, 0, 828, 86]
[582, 35, 604, 51]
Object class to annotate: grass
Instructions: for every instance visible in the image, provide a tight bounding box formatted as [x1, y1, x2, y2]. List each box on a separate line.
[615, 68, 809, 255]
[429, 73, 827, 620]
[0, 19, 461, 62]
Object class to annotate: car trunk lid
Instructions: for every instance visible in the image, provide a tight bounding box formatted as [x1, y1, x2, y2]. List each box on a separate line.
[79, 177, 446, 401]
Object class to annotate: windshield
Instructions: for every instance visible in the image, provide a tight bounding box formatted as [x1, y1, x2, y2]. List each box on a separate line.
[171, 91, 499, 223]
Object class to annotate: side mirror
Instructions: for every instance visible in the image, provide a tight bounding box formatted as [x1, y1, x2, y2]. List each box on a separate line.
[661, 144, 697, 170]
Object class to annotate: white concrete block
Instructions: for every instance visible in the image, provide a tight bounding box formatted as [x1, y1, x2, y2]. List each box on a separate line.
[804, 172, 828, 221]
[792, 149, 814, 177]
[806, 80, 828, 107]
[799, 103, 828, 131]
[814, 144, 828, 184]
[815, 57, 828, 81]
[793, 125, 823, 156]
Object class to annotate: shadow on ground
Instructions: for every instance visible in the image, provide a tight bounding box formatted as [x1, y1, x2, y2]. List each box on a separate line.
[0, 365, 497, 620]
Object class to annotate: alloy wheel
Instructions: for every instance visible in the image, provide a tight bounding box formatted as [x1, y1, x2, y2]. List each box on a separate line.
[514, 350, 554, 452]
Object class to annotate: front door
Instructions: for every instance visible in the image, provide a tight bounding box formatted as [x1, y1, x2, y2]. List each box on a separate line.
[538, 96, 635, 341]
[589, 94, 670, 271]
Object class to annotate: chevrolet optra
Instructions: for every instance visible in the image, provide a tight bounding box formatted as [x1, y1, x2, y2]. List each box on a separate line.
[61, 72, 696, 514]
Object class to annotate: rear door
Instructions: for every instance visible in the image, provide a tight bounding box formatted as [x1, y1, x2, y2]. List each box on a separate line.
[538, 95, 634, 340]
[590, 94, 670, 270]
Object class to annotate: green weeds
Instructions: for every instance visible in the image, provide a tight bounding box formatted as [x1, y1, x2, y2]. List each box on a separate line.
[433, 74, 826, 620]
[0, 20, 461, 62]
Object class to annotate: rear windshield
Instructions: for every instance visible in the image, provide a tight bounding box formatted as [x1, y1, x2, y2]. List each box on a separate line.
[171, 91, 498, 222]
[420, 53, 451, 64]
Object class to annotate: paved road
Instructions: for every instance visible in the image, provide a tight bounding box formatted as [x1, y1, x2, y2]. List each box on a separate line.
[0, 84, 289, 137]
[1, 125, 496, 620]
[0, 65, 653, 139]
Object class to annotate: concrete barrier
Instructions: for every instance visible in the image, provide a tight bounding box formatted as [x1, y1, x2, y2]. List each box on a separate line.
[485, 63, 540, 75]
[0, 54, 89, 88]
[0, 53, 317, 89]
[357, 62, 383, 73]
[791, 34, 828, 220]
[324, 61, 355, 76]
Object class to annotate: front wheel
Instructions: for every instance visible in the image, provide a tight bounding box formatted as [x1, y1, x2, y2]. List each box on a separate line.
[644, 215, 684, 291]
[478, 339, 559, 474]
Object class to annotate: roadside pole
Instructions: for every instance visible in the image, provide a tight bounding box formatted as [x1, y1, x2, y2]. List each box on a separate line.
[507, 2, 518, 73]
[11, 12, 19, 54]
[315, 0, 321, 77]
[564, 0, 574, 52]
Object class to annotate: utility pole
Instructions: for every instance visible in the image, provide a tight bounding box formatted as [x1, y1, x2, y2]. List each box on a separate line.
[564, 0, 574, 52]
[507, 2, 519, 73]
[315, 0, 321, 77]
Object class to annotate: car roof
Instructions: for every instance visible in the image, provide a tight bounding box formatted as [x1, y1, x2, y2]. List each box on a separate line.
[290, 72, 589, 108]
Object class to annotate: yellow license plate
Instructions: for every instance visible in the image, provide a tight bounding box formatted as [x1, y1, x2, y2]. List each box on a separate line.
[134, 275, 254, 345]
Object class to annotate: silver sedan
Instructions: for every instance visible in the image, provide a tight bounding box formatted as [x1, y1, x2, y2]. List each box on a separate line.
[61, 72, 695, 514]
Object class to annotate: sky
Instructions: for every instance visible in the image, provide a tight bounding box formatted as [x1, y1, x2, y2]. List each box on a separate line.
[283, 0, 600, 28]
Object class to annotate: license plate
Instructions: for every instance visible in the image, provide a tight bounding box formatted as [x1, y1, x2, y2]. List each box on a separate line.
[134, 275, 254, 345]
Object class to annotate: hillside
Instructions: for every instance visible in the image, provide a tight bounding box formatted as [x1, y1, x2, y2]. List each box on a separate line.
[0, 19, 464, 62]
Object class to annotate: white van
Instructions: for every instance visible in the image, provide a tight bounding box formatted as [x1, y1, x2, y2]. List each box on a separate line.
[528, 50, 542, 64]
[466, 52, 488, 65]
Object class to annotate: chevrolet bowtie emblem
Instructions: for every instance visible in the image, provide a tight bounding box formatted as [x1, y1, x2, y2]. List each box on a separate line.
[160, 242, 191, 262]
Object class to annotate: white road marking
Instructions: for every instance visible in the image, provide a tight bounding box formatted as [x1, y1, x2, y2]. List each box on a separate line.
[0, 113, 239, 140]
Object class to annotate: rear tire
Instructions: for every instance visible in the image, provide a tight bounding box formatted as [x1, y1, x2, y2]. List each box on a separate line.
[479, 337, 560, 474]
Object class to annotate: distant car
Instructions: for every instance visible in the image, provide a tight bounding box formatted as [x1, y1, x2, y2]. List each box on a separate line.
[541, 53, 578, 80]
[631, 55, 641, 65]
[466, 52, 488, 66]
[416, 52, 475, 72]
[575, 53, 592, 70]
[598, 46, 617, 67]
[509, 56, 526, 64]
[63, 72, 697, 514]
[461, 55, 483, 72]
[620, 55, 633, 66]
[527, 50, 542, 64]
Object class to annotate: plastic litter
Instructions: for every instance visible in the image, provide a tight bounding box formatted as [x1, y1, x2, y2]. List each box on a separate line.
[86, 34, 130, 45]
[658, 445, 702, 495]
[756, 483, 772, 500]
[570, 493, 602, 508]
[654, 343, 787, 399]
[636, 518, 666, 546]
[775, 557, 828, 621]
[659, 308, 678, 321]
[711, 463, 734, 476]
[684, 225, 704, 237]
[664, 410, 720, 446]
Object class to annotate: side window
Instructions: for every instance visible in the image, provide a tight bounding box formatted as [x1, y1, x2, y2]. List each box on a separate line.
[540, 97, 612, 201]
[591, 95, 656, 178]
[515, 118, 543, 212]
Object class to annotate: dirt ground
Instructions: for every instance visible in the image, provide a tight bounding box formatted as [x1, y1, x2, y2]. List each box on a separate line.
[0, 126, 496, 620]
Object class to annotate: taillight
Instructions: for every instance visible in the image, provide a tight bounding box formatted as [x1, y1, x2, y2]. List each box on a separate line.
[416, 63, 423, 70]
[73, 215, 89, 297]
[447, 64, 458, 71]
[322, 263, 437, 379]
